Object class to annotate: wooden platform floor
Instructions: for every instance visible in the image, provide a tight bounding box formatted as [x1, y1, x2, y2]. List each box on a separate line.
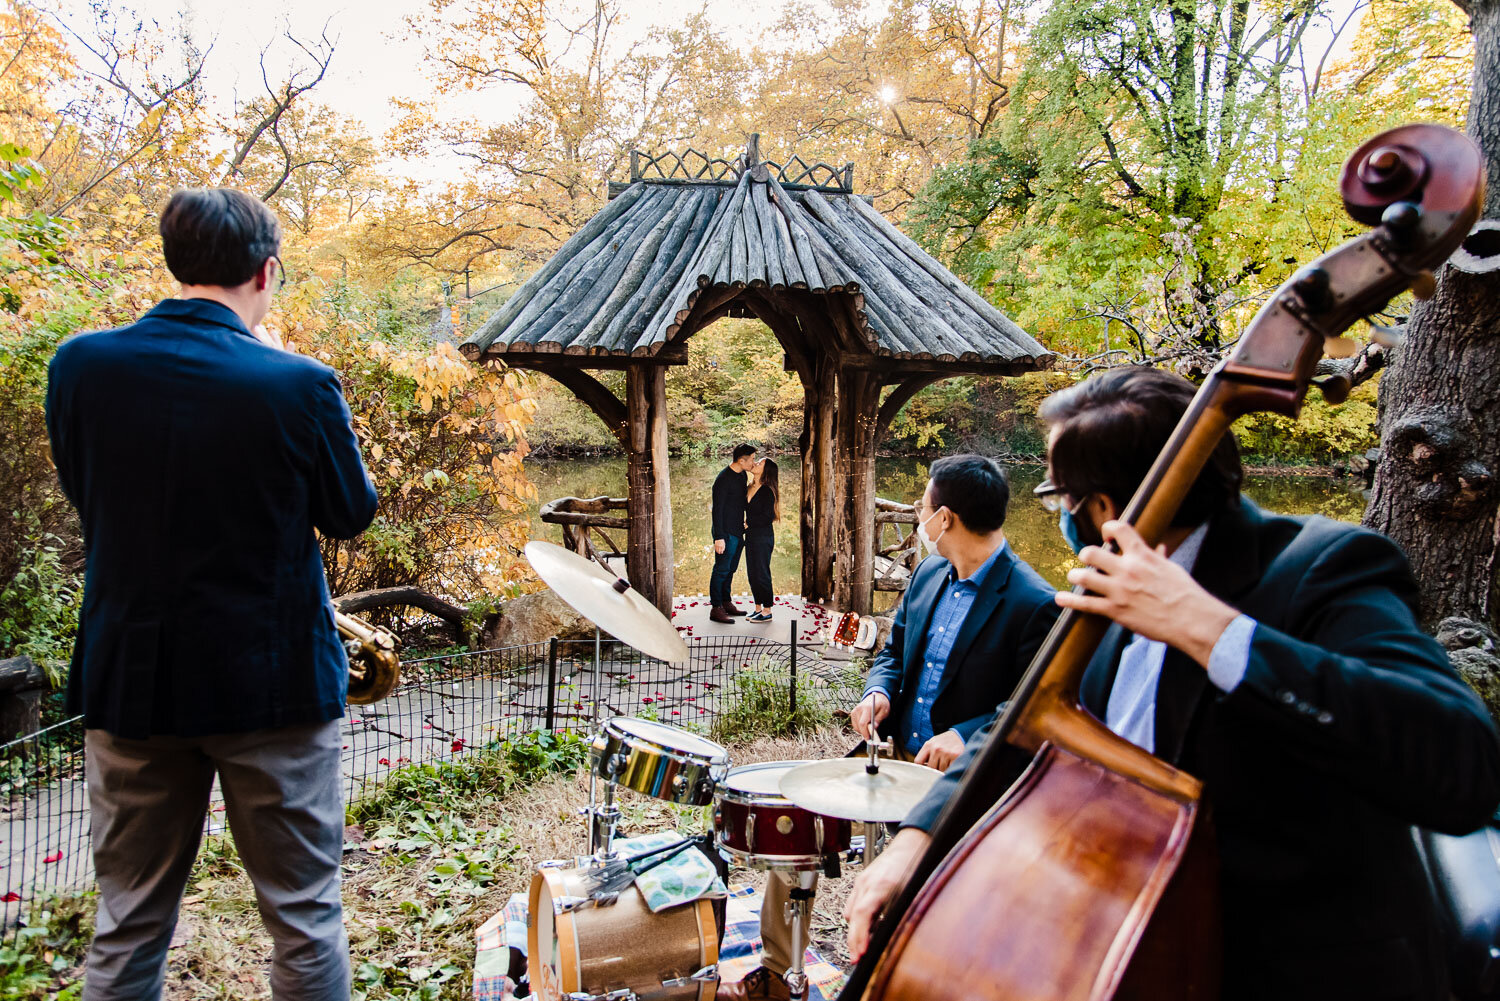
[669, 592, 862, 664]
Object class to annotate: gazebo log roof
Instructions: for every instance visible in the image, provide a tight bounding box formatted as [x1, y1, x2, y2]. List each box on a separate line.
[461, 144, 1052, 374]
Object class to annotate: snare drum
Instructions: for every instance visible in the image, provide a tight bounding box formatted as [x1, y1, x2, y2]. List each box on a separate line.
[713, 760, 852, 871]
[528, 862, 719, 1001]
[592, 717, 729, 806]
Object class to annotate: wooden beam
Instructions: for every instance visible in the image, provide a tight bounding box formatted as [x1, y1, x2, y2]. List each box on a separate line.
[533, 369, 628, 446]
[488, 347, 689, 370]
[876, 375, 946, 439]
[837, 353, 1042, 377]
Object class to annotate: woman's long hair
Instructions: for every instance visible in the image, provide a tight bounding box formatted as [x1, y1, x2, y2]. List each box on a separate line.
[762, 459, 781, 522]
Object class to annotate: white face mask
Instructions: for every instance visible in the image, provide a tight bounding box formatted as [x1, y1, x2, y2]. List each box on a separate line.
[917, 508, 947, 549]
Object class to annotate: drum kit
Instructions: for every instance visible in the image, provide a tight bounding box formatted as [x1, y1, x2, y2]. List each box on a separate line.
[520, 542, 941, 1001]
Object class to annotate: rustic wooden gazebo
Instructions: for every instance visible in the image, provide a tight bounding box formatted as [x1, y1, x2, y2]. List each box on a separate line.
[461, 136, 1052, 615]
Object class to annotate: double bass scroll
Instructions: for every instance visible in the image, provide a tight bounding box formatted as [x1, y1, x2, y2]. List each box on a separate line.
[843, 124, 1486, 1001]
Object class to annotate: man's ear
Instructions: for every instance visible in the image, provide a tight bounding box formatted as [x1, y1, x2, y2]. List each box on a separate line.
[1089, 494, 1123, 526]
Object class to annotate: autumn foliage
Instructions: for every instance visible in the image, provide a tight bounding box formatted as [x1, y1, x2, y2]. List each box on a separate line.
[0, 0, 1480, 675]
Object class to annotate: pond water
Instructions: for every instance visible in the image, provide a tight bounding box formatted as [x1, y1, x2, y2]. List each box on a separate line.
[522, 456, 1367, 602]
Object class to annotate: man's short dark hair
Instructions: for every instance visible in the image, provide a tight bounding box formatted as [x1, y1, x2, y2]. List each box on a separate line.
[159, 188, 282, 288]
[928, 454, 1009, 534]
[1039, 367, 1242, 528]
[732, 443, 758, 461]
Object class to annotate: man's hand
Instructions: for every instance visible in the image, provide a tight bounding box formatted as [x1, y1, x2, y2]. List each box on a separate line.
[845, 828, 929, 959]
[1057, 519, 1238, 668]
[714, 539, 726, 555]
[251, 324, 283, 349]
[914, 730, 964, 771]
[850, 691, 890, 740]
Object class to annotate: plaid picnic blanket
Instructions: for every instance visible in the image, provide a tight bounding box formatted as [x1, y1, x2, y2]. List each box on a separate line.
[474, 884, 846, 1000]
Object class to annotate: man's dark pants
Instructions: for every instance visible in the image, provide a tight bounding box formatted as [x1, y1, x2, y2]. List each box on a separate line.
[710, 534, 745, 606]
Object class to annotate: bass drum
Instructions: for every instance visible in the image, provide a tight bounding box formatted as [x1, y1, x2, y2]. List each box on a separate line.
[528, 863, 720, 1001]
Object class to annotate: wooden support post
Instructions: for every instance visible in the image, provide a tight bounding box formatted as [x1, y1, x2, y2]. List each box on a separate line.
[625, 366, 674, 614]
[812, 355, 838, 603]
[834, 366, 880, 615]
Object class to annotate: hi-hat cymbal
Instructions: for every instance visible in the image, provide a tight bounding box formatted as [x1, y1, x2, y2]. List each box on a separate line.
[524, 541, 690, 664]
[778, 758, 942, 823]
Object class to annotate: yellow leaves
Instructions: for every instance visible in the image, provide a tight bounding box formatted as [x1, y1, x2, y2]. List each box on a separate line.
[370, 443, 385, 461]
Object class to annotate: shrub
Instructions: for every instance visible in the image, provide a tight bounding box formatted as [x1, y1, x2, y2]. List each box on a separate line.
[0, 532, 79, 685]
[711, 660, 834, 743]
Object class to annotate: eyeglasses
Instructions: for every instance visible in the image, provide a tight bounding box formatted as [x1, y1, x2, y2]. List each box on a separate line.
[270, 256, 288, 292]
[1033, 478, 1067, 513]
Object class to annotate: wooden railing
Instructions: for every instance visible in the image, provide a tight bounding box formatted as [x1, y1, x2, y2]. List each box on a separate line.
[538, 494, 925, 592]
[538, 496, 629, 570]
[874, 498, 924, 592]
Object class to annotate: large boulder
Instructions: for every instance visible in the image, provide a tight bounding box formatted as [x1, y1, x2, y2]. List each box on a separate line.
[1438, 617, 1500, 721]
[0, 655, 47, 741]
[482, 589, 597, 649]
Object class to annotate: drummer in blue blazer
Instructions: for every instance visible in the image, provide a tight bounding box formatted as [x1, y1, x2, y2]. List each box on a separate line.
[850, 454, 1060, 770]
[724, 454, 1058, 1001]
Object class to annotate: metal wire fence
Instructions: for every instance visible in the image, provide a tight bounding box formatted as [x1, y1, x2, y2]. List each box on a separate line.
[0, 623, 864, 944]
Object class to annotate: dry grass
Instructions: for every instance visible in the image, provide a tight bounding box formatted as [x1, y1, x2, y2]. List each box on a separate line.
[160, 726, 859, 1000]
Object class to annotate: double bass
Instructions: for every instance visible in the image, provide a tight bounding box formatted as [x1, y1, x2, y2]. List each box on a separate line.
[841, 124, 1486, 1001]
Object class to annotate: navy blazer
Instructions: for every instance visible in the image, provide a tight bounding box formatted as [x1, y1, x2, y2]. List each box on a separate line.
[864, 544, 1058, 744]
[46, 298, 377, 738]
[906, 502, 1500, 1000]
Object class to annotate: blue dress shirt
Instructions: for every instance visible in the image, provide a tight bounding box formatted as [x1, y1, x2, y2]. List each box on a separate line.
[868, 542, 1009, 754]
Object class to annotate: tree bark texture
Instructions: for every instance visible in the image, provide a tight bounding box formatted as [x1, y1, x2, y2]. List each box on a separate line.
[1365, 0, 1500, 629]
[835, 366, 882, 615]
[625, 366, 674, 615]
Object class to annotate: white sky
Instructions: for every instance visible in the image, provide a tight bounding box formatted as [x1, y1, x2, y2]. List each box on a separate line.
[78, 0, 803, 136]
[50, 0, 1367, 180]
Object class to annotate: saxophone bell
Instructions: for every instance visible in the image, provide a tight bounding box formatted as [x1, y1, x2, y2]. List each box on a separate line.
[336, 610, 401, 705]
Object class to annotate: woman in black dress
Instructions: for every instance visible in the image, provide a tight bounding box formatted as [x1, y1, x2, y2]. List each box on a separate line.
[744, 458, 780, 622]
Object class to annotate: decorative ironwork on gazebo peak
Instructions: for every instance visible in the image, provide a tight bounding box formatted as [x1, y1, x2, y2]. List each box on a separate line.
[626, 133, 855, 193]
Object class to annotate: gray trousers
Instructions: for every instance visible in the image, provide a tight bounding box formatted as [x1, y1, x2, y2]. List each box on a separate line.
[761, 870, 817, 976]
[84, 720, 350, 1001]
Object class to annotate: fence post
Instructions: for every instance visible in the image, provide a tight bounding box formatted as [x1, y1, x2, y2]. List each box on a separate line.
[545, 637, 559, 731]
[788, 620, 798, 734]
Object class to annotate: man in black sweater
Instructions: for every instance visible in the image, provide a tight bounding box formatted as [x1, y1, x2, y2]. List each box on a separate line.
[709, 443, 757, 624]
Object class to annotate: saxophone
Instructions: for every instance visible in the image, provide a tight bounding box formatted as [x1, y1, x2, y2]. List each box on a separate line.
[336, 611, 401, 705]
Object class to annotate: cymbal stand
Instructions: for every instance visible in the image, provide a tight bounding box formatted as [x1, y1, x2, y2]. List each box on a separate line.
[584, 626, 620, 864]
[783, 871, 818, 1001]
[861, 727, 894, 864]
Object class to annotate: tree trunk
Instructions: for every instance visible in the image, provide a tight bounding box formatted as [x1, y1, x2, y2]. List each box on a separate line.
[1364, 0, 1500, 630]
[834, 366, 881, 615]
[625, 366, 674, 615]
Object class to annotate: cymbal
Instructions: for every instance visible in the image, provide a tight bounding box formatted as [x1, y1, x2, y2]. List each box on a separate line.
[778, 758, 942, 823]
[523, 542, 691, 664]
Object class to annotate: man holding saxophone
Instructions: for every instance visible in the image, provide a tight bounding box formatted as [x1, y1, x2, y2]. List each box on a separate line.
[46, 188, 376, 1001]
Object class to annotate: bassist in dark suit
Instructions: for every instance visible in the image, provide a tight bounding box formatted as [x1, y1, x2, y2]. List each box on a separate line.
[844, 368, 1500, 1001]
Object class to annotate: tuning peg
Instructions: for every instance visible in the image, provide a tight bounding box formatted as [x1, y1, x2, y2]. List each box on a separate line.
[1293, 266, 1333, 312]
[1410, 269, 1437, 300]
[1312, 373, 1352, 405]
[1381, 201, 1423, 245]
[1365, 317, 1405, 348]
